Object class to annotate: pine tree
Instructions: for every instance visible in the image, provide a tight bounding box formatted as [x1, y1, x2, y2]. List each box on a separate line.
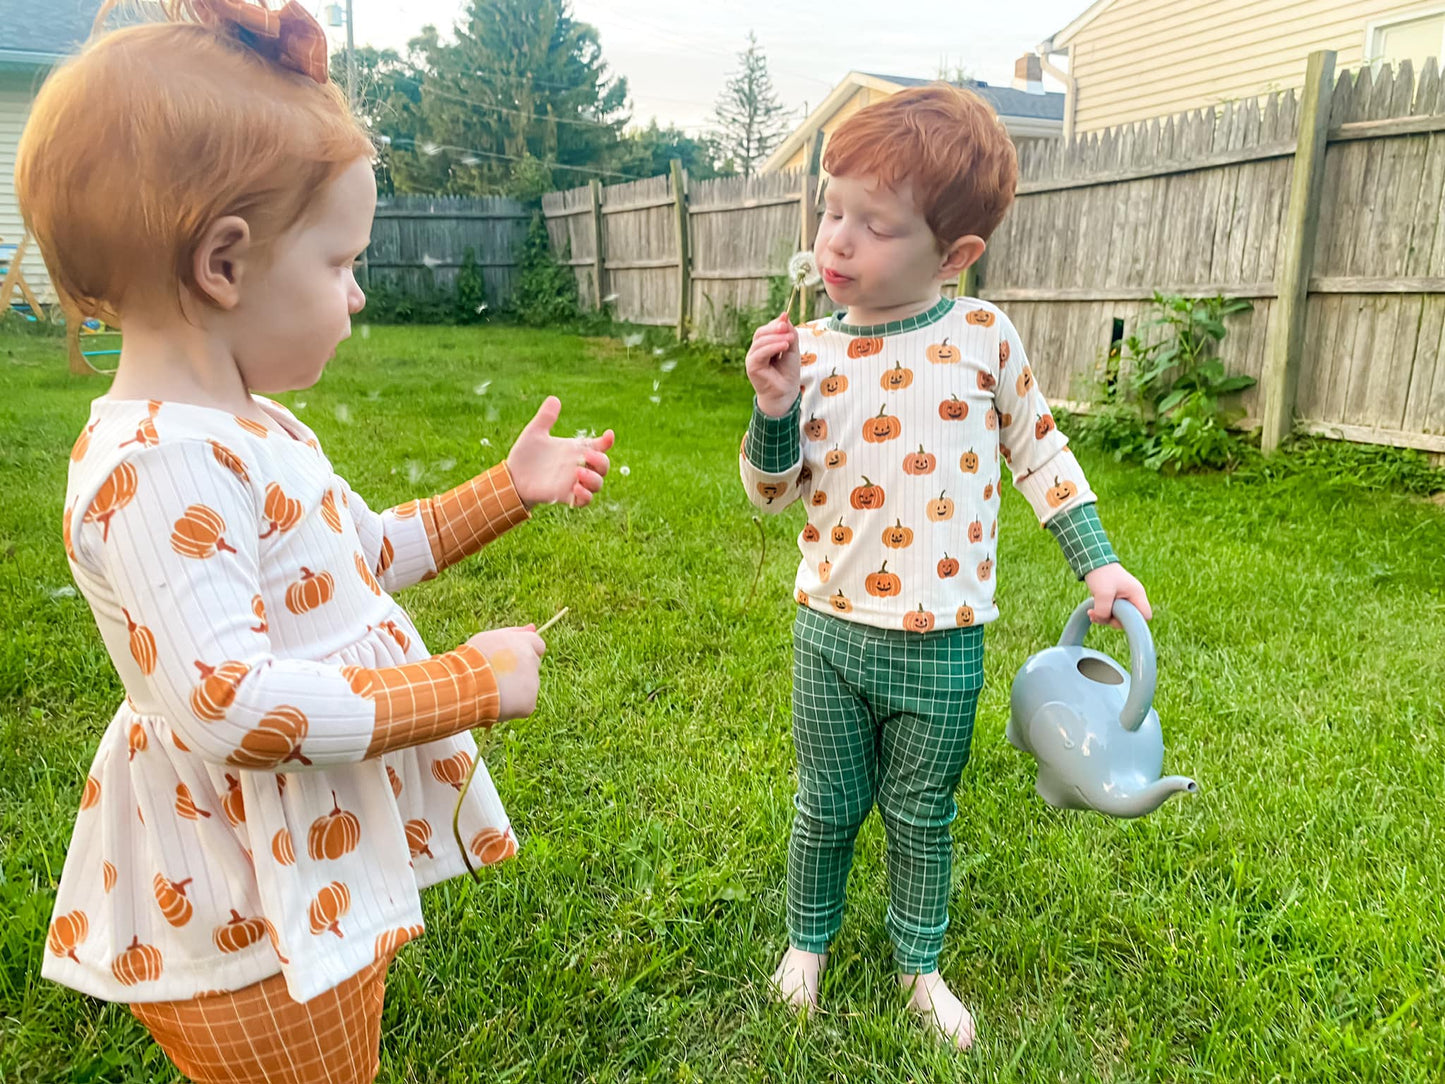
[712, 31, 792, 178]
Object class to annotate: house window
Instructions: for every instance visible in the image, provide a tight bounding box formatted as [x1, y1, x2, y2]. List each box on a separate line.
[1369, 8, 1445, 69]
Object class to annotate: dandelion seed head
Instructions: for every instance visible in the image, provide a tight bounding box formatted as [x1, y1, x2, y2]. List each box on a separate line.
[659, 360, 677, 373]
[619, 465, 631, 477]
[333, 403, 351, 423]
[473, 381, 492, 396]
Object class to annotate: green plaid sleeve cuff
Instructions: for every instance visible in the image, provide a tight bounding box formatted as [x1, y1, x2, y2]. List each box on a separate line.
[1046, 502, 1118, 580]
[744, 395, 802, 475]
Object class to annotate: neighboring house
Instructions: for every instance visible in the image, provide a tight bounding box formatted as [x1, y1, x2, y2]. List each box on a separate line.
[0, 0, 105, 302]
[1039, 0, 1445, 137]
[761, 65, 1065, 174]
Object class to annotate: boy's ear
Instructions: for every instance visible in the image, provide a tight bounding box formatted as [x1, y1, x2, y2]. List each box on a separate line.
[939, 235, 986, 279]
[191, 216, 253, 311]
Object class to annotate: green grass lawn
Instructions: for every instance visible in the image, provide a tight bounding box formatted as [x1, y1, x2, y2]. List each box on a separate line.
[1, 323, 1442, 1082]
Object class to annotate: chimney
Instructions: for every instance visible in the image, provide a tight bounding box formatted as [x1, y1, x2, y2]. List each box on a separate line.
[1013, 53, 1044, 94]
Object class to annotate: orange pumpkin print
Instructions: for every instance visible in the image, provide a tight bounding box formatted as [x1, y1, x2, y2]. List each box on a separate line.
[1046, 477, 1078, 508]
[984, 408, 998, 431]
[272, 828, 296, 866]
[802, 523, 821, 544]
[926, 491, 955, 522]
[1035, 413, 1056, 439]
[938, 553, 960, 579]
[84, 463, 138, 541]
[796, 588, 810, 606]
[80, 775, 100, 811]
[320, 490, 343, 533]
[122, 609, 157, 675]
[824, 446, 847, 469]
[153, 873, 194, 928]
[265, 918, 290, 963]
[171, 504, 237, 559]
[882, 519, 914, 549]
[830, 518, 853, 546]
[111, 935, 163, 986]
[286, 567, 335, 615]
[1017, 366, 1035, 396]
[865, 562, 902, 598]
[62, 503, 76, 562]
[756, 482, 787, 505]
[977, 558, 994, 581]
[926, 338, 959, 364]
[803, 415, 828, 442]
[849, 476, 885, 510]
[394, 500, 420, 520]
[902, 446, 936, 476]
[800, 351, 818, 367]
[175, 783, 212, 820]
[375, 537, 395, 576]
[846, 336, 883, 359]
[118, 415, 159, 450]
[378, 620, 410, 653]
[387, 765, 403, 798]
[968, 518, 985, 543]
[965, 308, 995, 327]
[984, 481, 995, 501]
[430, 751, 473, 790]
[47, 910, 89, 962]
[999, 339, 1011, 367]
[72, 421, 97, 462]
[250, 595, 268, 633]
[214, 909, 268, 953]
[470, 825, 517, 864]
[127, 723, 148, 761]
[308, 791, 362, 861]
[863, 406, 902, 444]
[960, 449, 980, 474]
[820, 369, 848, 396]
[209, 440, 250, 482]
[903, 605, 937, 633]
[235, 415, 270, 438]
[355, 553, 381, 595]
[938, 395, 968, 422]
[405, 818, 434, 859]
[261, 483, 304, 539]
[190, 659, 249, 721]
[102, 860, 118, 893]
[881, 362, 913, 390]
[957, 604, 976, 627]
[309, 882, 351, 938]
[818, 556, 832, 583]
[222, 773, 246, 827]
[228, 706, 310, 769]
[374, 924, 424, 963]
[809, 490, 827, 508]
[828, 590, 853, 613]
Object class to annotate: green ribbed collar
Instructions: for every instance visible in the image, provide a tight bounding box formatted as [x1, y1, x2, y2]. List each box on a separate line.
[827, 296, 953, 338]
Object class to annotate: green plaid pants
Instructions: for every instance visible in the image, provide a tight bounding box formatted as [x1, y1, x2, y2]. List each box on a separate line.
[788, 605, 984, 973]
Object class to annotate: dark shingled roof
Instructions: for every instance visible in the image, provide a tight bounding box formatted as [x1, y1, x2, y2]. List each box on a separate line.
[0, 0, 106, 61]
[859, 72, 1065, 122]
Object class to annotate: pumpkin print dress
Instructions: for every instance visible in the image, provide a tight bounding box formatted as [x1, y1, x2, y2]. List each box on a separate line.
[45, 395, 527, 1004]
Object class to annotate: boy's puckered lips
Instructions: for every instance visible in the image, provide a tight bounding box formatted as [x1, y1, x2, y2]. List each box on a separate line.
[822, 268, 852, 286]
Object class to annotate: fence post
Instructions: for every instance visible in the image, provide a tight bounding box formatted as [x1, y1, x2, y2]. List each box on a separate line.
[671, 158, 691, 340]
[1260, 49, 1336, 454]
[589, 178, 605, 311]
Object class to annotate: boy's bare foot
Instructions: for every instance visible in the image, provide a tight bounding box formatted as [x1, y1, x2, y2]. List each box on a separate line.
[899, 970, 975, 1051]
[770, 947, 827, 1011]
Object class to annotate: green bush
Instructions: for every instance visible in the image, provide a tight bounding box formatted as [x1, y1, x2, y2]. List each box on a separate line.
[510, 212, 581, 327]
[359, 247, 489, 326]
[1073, 292, 1256, 472]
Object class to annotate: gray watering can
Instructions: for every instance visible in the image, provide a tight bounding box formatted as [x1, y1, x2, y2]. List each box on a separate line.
[1006, 599, 1198, 818]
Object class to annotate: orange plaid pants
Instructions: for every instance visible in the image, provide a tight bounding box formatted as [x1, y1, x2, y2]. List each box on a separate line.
[129, 954, 391, 1084]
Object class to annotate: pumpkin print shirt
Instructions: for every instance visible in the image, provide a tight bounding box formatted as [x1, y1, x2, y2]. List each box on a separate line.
[739, 297, 1117, 631]
[45, 395, 528, 1005]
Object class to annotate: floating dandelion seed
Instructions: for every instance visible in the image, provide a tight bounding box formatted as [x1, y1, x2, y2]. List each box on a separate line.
[437, 458, 456, 472]
[485, 406, 500, 422]
[366, 389, 381, 401]
[619, 465, 631, 477]
[660, 359, 677, 373]
[47, 585, 77, 599]
[652, 379, 660, 392]
[473, 381, 492, 395]
[420, 141, 441, 157]
[461, 156, 480, 167]
[405, 460, 424, 484]
[294, 400, 307, 410]
[649, 395, 661, 404]
[334, 404, 351, 423]
[623, 333, 644, 348]
[652, 347, 665, 356]
[602, 293, 619, 304]
[475, 303, 488, 314]
[421, 255, 443, 269]
[479, 437, 492, 448]
[359, 325, 371, 339]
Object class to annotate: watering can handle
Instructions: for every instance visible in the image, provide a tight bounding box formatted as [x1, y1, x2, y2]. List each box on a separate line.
[1058, 598, 1156, 732]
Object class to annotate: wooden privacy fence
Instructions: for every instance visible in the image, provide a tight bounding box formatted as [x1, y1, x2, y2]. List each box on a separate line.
[365, 194, 530, 306]
[534, 53, 1445, 455]
[540, 140, 823, 340]
[982, 50, 1445, 455]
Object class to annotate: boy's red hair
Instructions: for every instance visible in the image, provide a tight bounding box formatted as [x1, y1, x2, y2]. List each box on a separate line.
[15, 1, 373, 324]
[822, 83, 1019, 244]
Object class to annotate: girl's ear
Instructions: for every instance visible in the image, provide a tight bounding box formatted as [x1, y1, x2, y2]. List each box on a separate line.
[939, 234, 986, 280]
[191, 216, 253, 310]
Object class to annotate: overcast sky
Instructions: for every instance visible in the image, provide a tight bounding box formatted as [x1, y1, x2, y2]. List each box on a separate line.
[310, 0, 1088, 134]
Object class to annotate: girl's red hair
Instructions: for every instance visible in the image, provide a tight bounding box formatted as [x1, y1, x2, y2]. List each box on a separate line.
[15, 1, 372, 323]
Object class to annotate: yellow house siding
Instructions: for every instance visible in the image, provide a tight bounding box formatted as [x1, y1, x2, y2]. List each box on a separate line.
[0, 69, 55, 303]
[1067, 0, 1434, 132]
[778, 87, 879, 172]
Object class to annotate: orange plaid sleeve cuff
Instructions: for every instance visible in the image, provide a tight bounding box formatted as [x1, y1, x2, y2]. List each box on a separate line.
[350, 645, 500, 758]
[416, 462, 530, 574]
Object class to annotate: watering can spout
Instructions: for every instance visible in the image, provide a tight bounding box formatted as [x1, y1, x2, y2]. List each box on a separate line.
[1092, 776, 1198, 818]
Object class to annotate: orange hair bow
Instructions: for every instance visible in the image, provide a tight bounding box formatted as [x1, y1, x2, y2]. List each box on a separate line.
[191, 0, 329, 85]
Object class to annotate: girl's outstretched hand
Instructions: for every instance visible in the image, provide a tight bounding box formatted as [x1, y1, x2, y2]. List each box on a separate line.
[506, 396, 615, 508]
